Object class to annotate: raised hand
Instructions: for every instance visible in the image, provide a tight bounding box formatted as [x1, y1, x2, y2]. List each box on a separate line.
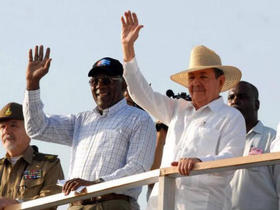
[26, 45, 52, 90]
[121, 11, 143, 62]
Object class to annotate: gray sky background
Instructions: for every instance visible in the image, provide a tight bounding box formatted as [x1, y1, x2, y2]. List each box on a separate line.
[1, 0, 280, 209]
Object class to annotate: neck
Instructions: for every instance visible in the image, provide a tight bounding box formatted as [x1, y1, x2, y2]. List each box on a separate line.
[193, 96, 220, 110]
[246, 119, 258, 133]
[7, 145, 29, 157]
[97, 109, 103, 115]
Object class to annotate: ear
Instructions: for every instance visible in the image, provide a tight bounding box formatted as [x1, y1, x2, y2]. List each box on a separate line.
[255, 99, 260, 110]
[121, 78, 127, 92]
[218, 75, 225, 90]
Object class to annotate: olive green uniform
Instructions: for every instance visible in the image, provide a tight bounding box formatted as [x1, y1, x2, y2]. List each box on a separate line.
[0, 146, 64, 209]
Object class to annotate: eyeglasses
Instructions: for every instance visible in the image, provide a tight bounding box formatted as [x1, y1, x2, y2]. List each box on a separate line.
[89, 76, 122, 86]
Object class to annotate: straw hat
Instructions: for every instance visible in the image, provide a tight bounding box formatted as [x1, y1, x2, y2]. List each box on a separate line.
[170, 45, 241, 92]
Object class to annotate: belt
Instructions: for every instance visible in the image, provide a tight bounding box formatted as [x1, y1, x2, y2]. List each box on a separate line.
[72, 193, 130, 206]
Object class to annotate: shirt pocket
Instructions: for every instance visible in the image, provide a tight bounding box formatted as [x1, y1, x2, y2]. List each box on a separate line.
[19, 178, 44, 200]
[182, 125, 220, 158]
[197, 126, 220, 156]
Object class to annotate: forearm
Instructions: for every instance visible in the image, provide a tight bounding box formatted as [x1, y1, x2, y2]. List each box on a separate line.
[123, 58, 175, 125]
[122, 42, 135, 62]
[23, 90, 74, 146]
[151, 132, 167, 170]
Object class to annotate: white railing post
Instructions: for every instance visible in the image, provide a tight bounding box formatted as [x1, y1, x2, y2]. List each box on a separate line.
[157, 175, 175, 210]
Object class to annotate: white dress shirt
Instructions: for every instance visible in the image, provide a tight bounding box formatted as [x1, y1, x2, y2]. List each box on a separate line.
[23, 89, 156, 200]
[230, 121, 277, 210]
[123, 58, 246, 210]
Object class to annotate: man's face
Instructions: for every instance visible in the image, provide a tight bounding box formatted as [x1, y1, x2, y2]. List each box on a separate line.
[90, 74, 125, 110]
[0, 120, 30, 157]
[227, 83, 258, 119]
[187, 68, 225, 109]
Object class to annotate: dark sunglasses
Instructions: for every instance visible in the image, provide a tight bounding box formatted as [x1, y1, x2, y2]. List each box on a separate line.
[89, 76, 122, 86]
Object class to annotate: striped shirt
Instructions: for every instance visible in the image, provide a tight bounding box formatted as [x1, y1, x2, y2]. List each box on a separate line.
[23, 89, 156, 199]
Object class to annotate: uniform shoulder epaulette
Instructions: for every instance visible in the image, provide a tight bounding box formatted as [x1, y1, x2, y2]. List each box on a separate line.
[33, 152, 58, 162]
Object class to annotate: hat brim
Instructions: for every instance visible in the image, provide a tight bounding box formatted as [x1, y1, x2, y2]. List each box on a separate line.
[0, 116, 24, 122]
[88, 67, 114, 77]
[88, 66, 123, 77]
[170, 65, 241, 92]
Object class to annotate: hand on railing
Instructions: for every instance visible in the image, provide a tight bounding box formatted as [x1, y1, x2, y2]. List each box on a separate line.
[171, 158, 201, 176]
[62, 178, 104, 195]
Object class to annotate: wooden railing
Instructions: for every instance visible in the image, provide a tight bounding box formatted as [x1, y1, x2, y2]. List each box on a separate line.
[5, 152, 280, 210]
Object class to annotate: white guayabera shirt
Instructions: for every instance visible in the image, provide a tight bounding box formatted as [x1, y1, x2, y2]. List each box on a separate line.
[123, 58, 246, 210]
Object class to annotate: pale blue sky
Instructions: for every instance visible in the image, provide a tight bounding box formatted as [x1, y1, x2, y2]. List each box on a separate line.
[1, 0, 280, 209]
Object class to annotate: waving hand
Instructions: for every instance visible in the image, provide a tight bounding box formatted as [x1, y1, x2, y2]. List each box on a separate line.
[26, 45, 52, 90]
[121, 11, 143, 62]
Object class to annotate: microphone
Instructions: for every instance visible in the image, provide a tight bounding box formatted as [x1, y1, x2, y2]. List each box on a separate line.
[166, 89, 175, 98]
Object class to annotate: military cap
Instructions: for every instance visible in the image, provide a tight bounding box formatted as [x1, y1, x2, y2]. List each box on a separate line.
[0, 102, 24, 122]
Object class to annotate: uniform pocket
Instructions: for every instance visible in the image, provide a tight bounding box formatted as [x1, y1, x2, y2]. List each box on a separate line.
[19, 178, 44, 199]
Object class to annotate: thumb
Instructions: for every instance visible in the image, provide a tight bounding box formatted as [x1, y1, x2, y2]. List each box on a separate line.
[171, 161, 178, 166]
[44, 58, 52, 71]
[134, 25, 144, 34]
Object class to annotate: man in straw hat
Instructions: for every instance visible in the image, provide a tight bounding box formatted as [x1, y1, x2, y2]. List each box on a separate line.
[0, 102, 64, 210]
[121, 11, 246, 210]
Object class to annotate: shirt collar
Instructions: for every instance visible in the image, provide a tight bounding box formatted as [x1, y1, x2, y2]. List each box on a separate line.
[94, 98, 127, 116]
[5, 146, 34, 164]
[248, 121, 263, 135]
[189, 96, 224, 113]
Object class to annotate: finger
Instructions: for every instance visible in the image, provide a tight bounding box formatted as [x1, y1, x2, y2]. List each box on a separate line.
[178, 161, 185, 175]
[126, 10, 133, 25]
[132, 12, 138, 25]
[28, 49, 33, 62]
[44, 58, 52, 72]
[64, 180, 78, 195]
[187, 160, 194, 176]
[34, 45, 39, 60]
[63, 178, 77, 192]
[134, 25, 144, 35]
[171, 161, 178, 166]
[39, 45, 44, 61]
[182, 160, 189, 176]
[62, 180, 70, 192]
[121, 16, 126, 27]
[70, 182, 80, 191]
[44, 47, 50, 60]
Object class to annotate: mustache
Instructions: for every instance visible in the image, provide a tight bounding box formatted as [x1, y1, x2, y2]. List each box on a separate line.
[3, 134, 15, 141]
[192, 86, 205, 92]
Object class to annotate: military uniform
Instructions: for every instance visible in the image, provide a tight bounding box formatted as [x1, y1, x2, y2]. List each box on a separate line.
[0, 146, 64, 209]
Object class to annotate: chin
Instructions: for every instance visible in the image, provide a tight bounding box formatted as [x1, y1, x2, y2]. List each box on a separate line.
[4, 144, 17, 152]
